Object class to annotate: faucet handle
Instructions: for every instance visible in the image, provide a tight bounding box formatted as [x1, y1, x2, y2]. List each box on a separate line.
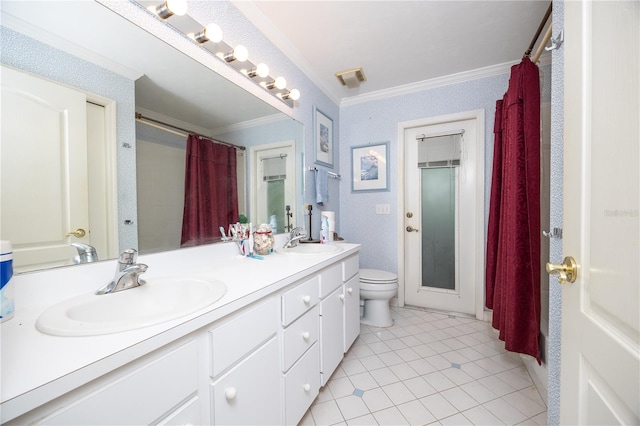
[119, 248, 138, 265]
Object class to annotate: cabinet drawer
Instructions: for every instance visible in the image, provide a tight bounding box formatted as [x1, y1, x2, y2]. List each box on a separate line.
[209, 298, 278, 378]
[283, 343, 320, 426]
[342, 254, 359, 281]
[39, 340, 199, 425]
[281, 305, 319, 372]
[211, 338, 281, 426]
[158, 395, 200, 426]
[319, 262, 342, 299]
[281, 275, 319, 326]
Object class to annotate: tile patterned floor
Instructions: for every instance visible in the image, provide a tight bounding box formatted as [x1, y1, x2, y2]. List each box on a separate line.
[300, 306, 547, 425]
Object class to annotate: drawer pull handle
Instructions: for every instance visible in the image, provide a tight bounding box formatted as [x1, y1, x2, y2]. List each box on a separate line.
[303, 383, 311, 392]
[347, 287, 353, 294]
[339, 293, 345, 301]
[225, 387, 237, 400]
[302, 295, 311, 304]
[302, 331, 310, 340]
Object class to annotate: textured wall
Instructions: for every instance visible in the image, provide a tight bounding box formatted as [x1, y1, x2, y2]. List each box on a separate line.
[547, 0, 564, 423]
[0, 27, 138, 251]
[339, 73, 508, 273]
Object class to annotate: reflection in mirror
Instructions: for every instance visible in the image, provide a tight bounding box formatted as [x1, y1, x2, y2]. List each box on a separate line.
[0, 1, 304, 272]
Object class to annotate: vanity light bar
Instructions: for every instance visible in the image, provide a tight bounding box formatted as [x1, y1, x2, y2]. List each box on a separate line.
[141, 1, 300, 106]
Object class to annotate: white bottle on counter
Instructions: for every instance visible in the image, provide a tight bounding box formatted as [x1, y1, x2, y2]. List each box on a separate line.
[1, 240, 15, 322]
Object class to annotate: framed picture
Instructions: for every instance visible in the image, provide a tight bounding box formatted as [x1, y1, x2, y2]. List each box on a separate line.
[351, 142, 390, 192]
[313, 106, 333, 168]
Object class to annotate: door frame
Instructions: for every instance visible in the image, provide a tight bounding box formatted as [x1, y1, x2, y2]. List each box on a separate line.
[397, 109, 485, 320]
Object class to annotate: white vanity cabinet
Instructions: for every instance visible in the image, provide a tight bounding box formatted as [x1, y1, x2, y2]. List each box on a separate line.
[6, 339, 202, 426]
[208, 298, 281, 425]
[343, 255, 360, 352]
[280, 276, 320, 425]
[318, 254, 360, 386]
[2, 246, 362, 425]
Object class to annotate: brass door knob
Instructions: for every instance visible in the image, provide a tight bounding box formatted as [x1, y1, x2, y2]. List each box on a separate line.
[406, 226, 419, 232]
[66, 228, 86, 238]
[546, 256, 577, 284]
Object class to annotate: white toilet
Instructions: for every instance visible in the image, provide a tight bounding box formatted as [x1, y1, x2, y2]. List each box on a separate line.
[359, 269, 398, 327]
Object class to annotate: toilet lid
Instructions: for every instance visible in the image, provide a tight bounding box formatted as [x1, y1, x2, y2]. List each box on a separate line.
[359, 269, 398, 282]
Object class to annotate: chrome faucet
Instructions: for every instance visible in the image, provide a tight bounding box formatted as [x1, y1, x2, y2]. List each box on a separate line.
[71, 243, 98, 264]
[283, 227, 307, 248]
[95, 249, 147, 295]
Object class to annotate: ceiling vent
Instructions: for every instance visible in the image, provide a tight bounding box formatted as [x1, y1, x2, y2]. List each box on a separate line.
[335, 67, 366, 89]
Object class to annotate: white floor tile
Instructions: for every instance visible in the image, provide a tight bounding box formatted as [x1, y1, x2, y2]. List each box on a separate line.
[381, 381, 416, 405]
[483, 397, 529, 425]
[341, 358, 368, 376]
[358, 354, 386, 371]
[362, 387, 394, 412]
[348, 371, 379, 391]
[440, 412, 475, 426]
[328, 376, 356, 399]
[388, 362, 420, 381]
[397, 399, 437, 425]
[346, 413, 379, 425]
[420, 393, 459, 420]
[301, 307, 547, 426]
[403, 376, 438, 398]
[372, 406, 410, 425]
[311, 400, 344, 425]
[335, 395, 370, 420]
[423, 371, 457, 392]
[440, 387, 479, 411]
[462, 405, 503, 425]
[369, 366, 401, 386]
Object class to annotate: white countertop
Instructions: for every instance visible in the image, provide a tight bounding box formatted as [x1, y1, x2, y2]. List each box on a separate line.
[0, 239, 360, 422]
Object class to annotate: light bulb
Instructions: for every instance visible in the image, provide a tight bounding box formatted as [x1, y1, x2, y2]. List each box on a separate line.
[256, 63, 269, 78]
[204, 23, 223, 43]
[288, 89, 301, 101]
[225, 45, 249, 63]
[281, 89, 301, 101]
[193, 23, 223, 44]
[234, 45, 249, 62]
[153, 0, 187, 19]
[248, 63, 269, 78]
[274, 76, 286, 90]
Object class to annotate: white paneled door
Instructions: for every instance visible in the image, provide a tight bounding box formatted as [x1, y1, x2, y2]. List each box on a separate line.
[1, 65, 89, 271]
[560, 1, 640, 424]
[403, 115, 481, 316]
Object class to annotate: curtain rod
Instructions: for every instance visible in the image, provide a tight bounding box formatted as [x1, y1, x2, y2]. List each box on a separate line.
[135, 113, 246, 151]
[416, 129, 465, 140]
[525, 2, 552, 57]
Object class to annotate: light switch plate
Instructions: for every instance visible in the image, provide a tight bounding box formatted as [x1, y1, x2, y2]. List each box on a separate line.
[375, 204, 390, 215]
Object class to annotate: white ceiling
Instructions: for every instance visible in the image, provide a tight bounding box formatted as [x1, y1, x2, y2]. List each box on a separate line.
[233, 1, 552, 104]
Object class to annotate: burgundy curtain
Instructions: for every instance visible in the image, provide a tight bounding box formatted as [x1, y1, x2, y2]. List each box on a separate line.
[485, 57, 541, 364]
[181, 134, 239, 247]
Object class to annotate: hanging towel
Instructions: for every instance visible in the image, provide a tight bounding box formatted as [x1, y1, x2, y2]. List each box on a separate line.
[315, 169, 329, 205]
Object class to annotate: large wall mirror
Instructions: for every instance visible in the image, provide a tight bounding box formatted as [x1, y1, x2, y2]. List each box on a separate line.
[0, 1, 304, 273]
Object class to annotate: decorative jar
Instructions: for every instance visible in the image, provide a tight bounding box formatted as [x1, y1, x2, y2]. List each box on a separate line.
[253, 223, 275, 255]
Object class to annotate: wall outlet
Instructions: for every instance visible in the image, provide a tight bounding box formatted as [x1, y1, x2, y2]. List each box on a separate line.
[375, 204, 391, 215]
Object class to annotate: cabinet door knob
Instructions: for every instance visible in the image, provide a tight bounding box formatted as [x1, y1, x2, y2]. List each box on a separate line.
[303, 383, 311, 392]
[302, 295, 311, 304]
[225, 387, 237, 400]
[347, 287, 353, 294]
[339, 293, 345, 301]
[302, 331, 310, 340]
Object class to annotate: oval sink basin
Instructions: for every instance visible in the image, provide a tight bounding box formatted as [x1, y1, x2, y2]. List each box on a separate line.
[275, 244, 343, 255]
[36, 277, 226, 337]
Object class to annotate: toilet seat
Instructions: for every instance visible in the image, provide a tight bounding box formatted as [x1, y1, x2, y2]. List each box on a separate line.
[360, 282, 398, 291]
[359, 269, 398, 283]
